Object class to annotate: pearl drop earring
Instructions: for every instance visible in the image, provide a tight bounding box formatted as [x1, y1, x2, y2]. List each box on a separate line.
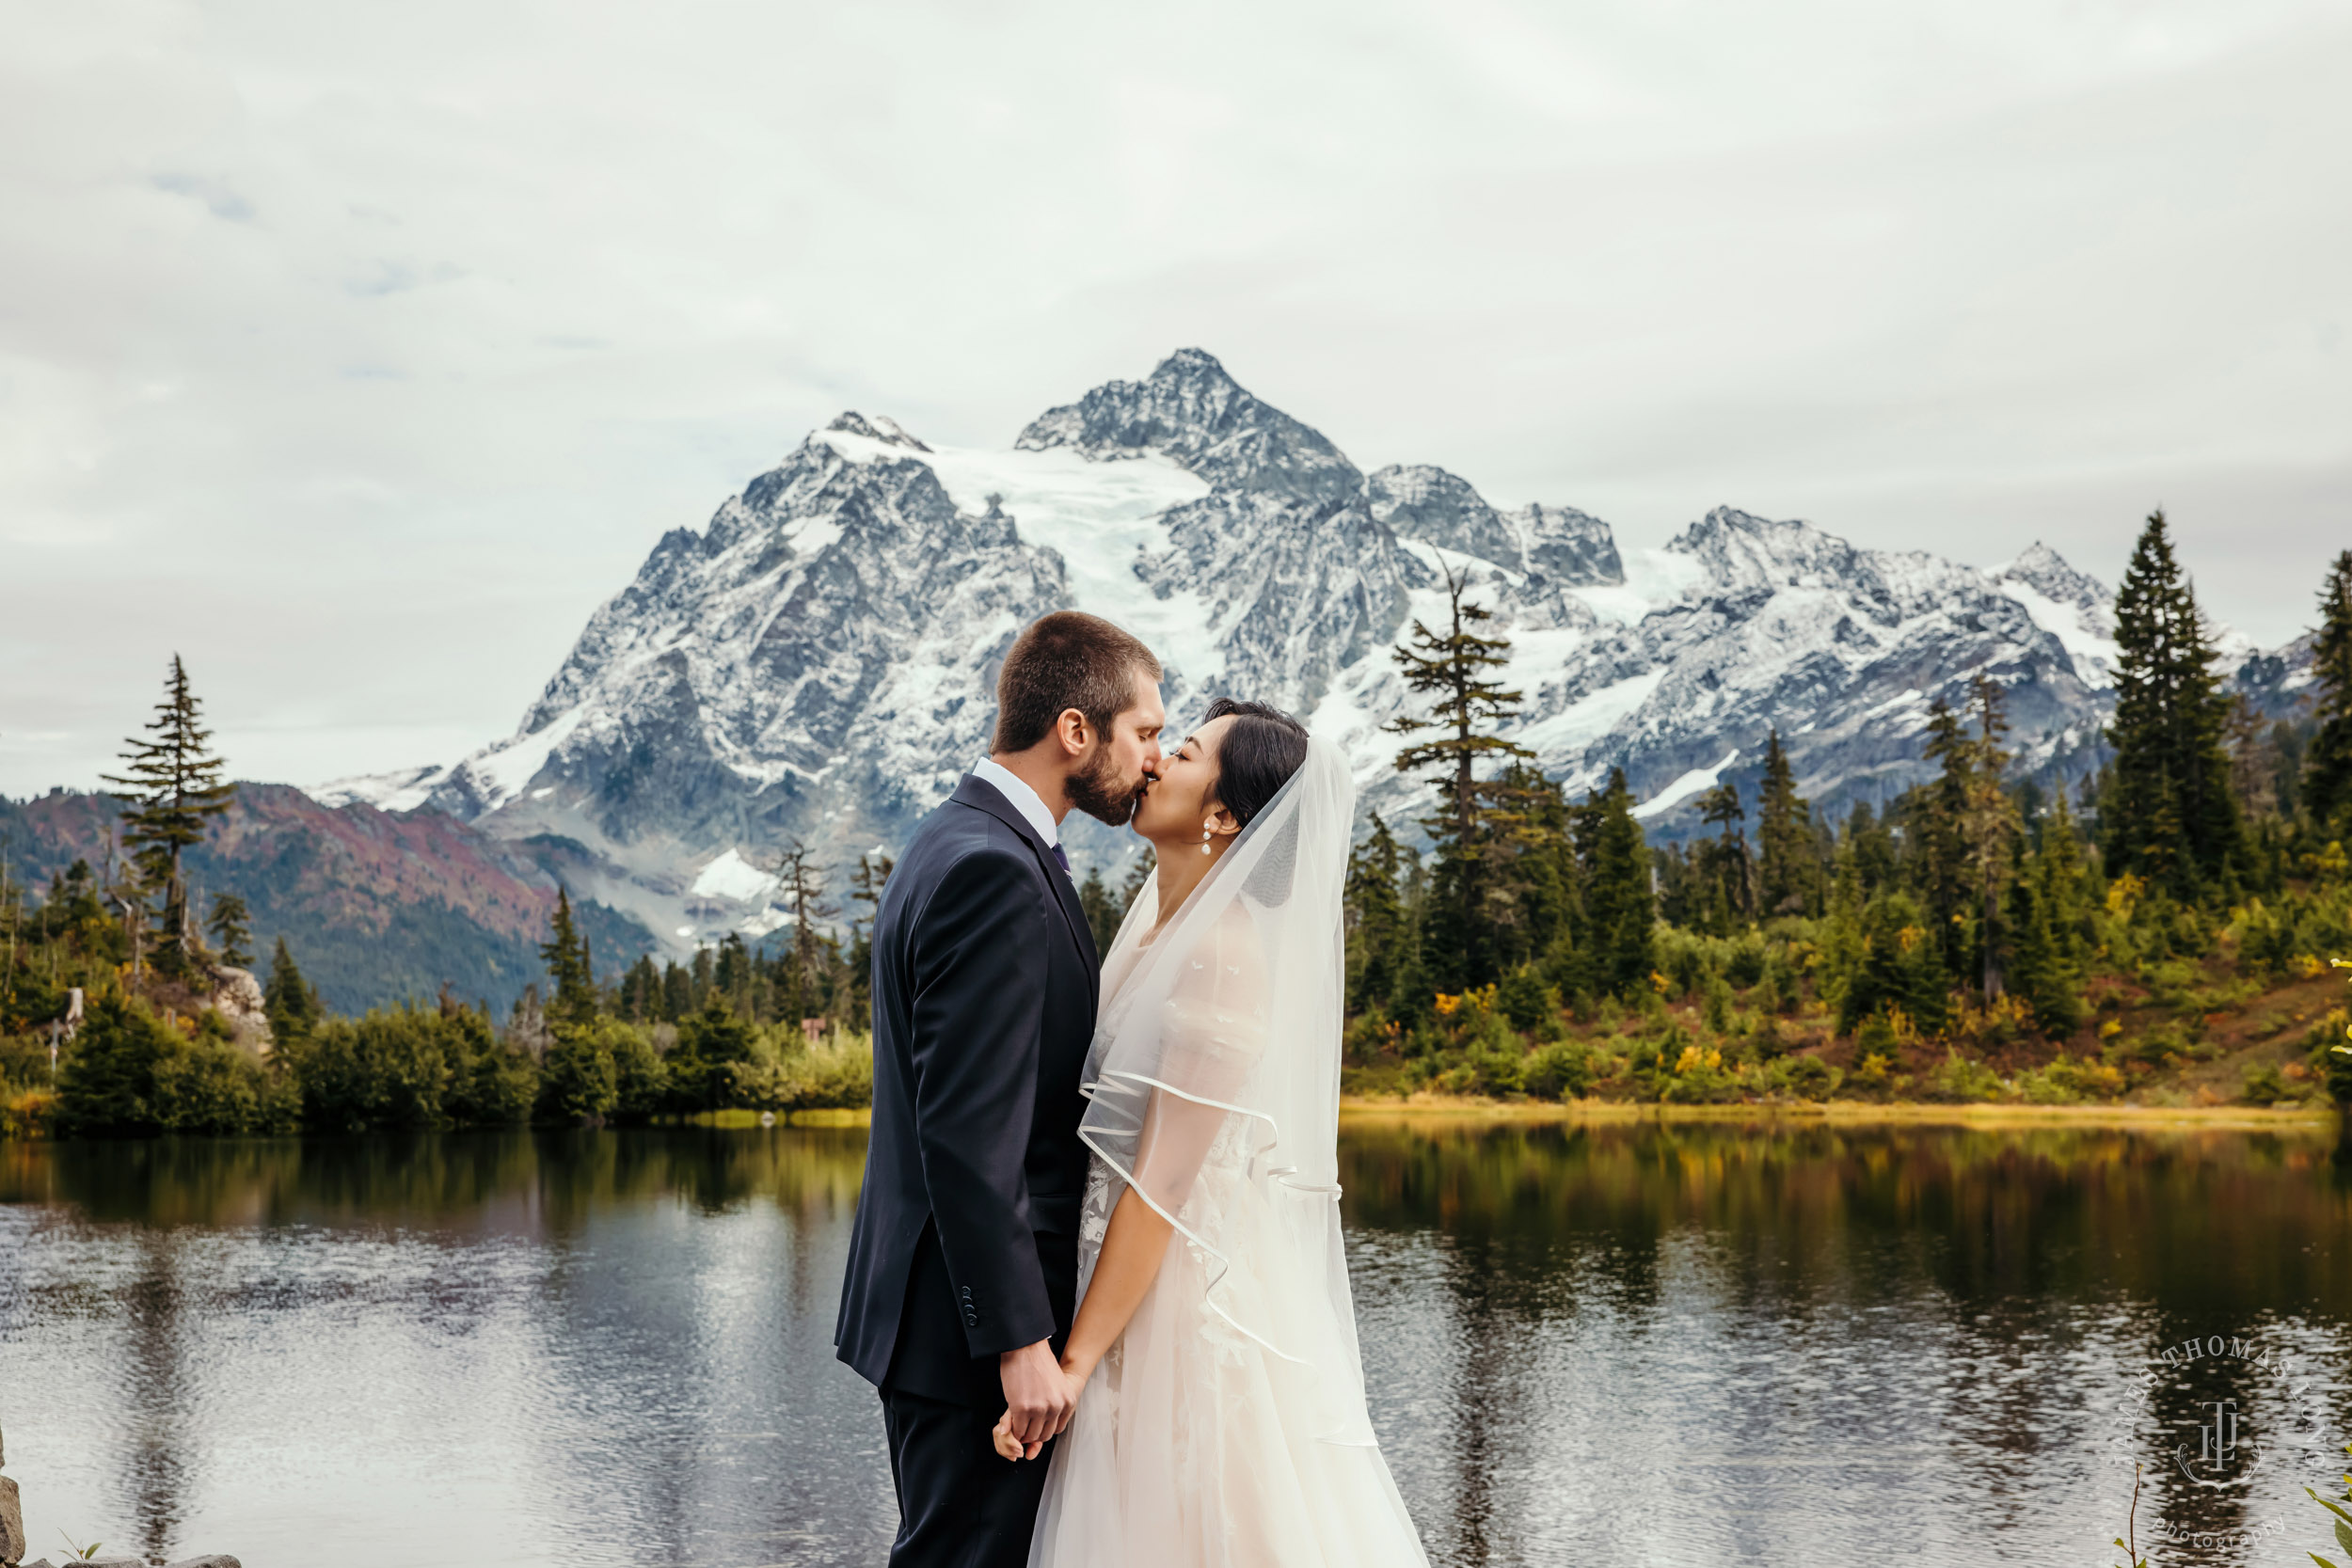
[1200, 824, 1214, 856]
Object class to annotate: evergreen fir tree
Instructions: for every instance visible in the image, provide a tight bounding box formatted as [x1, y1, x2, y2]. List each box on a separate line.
[262, 936, 320, 1042]
[2107, 509, 2242, 895]
[1077, 865, 1123, 960]
[660, 960, 693, 1022]
[102, 655, 235, 975]
[621, 955, 661, 1022]
[1385, 567, 1539, 990]
[2303, 549, 2352, 832]
[2222, 694, 2280, 819]
[1962, 673, 2021, 1002]
[1755, 729, 1820, 917]
[712, 932, 751, 1016]
[2005, 850, 2083, 1037]
[1842, 799, 1899, 896]
[205, 891, 253, 969]
[1694, 780, 1753, 932]
[1484, 762, 1576, 972]
[1573, 768, 1655, 999]
[2037, 786, 2092, 967]
[1343, 814, 1411, 1013]
[1912, 698, 1974, 979]
[539, 890, 597, 1027]
[1837, 891, 1950, 1036]
[772, 843, 836, 1022]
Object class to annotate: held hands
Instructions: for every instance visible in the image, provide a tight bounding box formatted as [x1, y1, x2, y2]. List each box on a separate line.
[993, 1341, 1089, 1462]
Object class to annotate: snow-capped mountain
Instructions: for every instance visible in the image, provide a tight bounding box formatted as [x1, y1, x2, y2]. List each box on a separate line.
[321, 348, 2246, 952]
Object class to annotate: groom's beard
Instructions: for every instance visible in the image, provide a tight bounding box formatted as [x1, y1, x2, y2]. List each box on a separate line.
[1067, 746, 1144, 828]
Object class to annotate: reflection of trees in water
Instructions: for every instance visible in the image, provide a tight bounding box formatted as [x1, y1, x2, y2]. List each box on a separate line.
[1341, 1116, 2352, 1560]
[11, 1122, 2350, 1562]
[1340, 1118, 2352, 1318]
[3, 1127, 871, 1237]
[5, 1129, 878, 1564]
[121, 1230, 188, 1564]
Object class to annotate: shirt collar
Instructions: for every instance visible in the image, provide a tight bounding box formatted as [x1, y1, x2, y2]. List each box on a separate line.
[970, 757, 1059, 847]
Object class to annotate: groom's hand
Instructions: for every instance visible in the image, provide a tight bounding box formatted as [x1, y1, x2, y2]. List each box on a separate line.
[1000, 1337, 1076, 1453]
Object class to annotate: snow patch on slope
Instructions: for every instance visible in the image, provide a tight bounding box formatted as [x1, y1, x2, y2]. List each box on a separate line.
[1994, 580, 2121, 687]
[1634, 749, 1740, 821]
[691, 847, 775, 902]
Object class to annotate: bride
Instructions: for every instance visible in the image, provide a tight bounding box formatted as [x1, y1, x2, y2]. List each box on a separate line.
[996, 698, 1430, 1567]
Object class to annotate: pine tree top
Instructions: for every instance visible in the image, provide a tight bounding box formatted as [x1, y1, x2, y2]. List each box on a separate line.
[103, 654, 235, 857]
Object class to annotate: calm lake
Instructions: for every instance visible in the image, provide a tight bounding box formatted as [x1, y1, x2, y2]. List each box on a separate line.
[4, 1117, 2351, 1568]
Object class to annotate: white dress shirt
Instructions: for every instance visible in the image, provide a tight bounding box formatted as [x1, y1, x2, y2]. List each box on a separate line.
[971, 756, 1060, 849]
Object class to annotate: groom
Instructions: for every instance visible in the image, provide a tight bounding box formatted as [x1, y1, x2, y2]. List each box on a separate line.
[836, 611, 1166, 1568]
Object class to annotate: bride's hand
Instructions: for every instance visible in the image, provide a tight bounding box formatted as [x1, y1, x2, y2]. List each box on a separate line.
[992, 1367, 1089, 1462]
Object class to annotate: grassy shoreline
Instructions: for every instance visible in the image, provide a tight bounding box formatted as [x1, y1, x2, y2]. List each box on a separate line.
[698, 1100, 2344, 1133]
[1337, 1092, 2345, 1130]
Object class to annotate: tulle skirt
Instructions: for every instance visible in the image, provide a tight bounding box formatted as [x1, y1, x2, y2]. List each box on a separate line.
[1027, 1160, 1430, 1568]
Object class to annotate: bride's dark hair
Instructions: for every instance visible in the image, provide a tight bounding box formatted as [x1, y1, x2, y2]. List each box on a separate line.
[1204, 697, 1309, 828]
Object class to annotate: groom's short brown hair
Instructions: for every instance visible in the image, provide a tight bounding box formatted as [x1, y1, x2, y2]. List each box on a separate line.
[992, 612, 1162, 753]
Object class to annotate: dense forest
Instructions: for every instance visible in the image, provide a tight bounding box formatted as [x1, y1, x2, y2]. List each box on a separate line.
[3, 513, 2349, 1138]
[1340, 515, 2352, 1109]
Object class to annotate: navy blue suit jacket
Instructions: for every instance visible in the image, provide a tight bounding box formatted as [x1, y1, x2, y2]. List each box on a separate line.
[835, 773, 1101, 1403]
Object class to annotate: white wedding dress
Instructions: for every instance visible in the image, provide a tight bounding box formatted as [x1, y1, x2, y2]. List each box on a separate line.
[1028, 741, 1429, 1568]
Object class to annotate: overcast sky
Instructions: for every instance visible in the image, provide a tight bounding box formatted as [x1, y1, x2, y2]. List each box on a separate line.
[3, 0, 2346, 798]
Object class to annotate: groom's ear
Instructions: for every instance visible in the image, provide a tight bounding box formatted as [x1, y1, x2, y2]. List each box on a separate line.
[1052, 705, 1093, 756]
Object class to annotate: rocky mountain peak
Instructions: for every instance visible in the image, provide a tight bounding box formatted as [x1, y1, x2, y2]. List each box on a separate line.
[1514, 503, 1626, 588]
[1016, 347, 1359, 502]
[1368, 464, 1520, 568]
[1667, 506, 1870, 594]
[824, 411, 930, 451]
[1993, 541, 2109, 619]
[1368, 466, 1627, 591]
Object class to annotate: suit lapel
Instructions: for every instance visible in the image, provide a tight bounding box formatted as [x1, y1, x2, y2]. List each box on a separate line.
[950, 775, 1101, 1002]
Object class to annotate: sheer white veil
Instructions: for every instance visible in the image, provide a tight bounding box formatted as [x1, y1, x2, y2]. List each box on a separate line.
[1076, 736, 1375, 1444]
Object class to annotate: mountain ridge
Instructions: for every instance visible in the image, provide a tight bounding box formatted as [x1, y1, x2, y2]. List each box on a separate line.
[312, 348, 2315, 955]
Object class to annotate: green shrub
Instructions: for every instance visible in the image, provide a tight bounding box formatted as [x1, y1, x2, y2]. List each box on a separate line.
[1496, 966, 1557, 1032]
[1, 1087, 56, 1139]
[55, 996, 291, 1136]
[2015, 1055, 2123, 1104]
[1702, 977, 1735, 1035]
[1762, 1053, 1840, 1101]
[1923, 1049, 2006, 1103]
[286, 1004, 531, 1132]
[539, 1025, 619, 1123]
[1522, 1039, 1597, 1101]
[734, 1028, 876, 1113]
[2239, 1061, 2293, 1105]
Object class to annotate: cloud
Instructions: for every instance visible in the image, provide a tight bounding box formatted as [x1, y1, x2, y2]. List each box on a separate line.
[1, 0, 2346, 795]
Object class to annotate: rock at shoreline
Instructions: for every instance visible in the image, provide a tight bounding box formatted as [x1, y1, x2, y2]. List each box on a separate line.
[1, 1473, 25, 1565]
[167, 1557, 245, 1568]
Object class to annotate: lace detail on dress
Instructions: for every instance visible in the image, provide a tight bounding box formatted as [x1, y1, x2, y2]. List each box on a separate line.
[1074, 1155, 1117, 1300]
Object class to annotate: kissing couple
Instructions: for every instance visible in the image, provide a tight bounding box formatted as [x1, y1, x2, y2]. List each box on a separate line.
[836, 612, 1430, 1567]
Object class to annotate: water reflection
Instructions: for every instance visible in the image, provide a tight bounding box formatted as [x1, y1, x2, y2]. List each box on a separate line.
[0, 1119, 2347, 1567]
[1339, 1117, 2352, 1566]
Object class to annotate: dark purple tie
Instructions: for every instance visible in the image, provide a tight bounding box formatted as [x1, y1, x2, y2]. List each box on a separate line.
[1050, 842, 1072, 878]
